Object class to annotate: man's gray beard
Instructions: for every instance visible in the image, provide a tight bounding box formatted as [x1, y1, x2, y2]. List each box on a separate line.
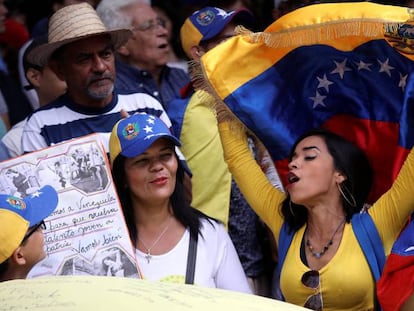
[88, 84, 114, 100]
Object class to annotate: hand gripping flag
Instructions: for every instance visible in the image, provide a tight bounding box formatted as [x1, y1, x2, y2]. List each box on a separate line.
[193, 2, 414, 203]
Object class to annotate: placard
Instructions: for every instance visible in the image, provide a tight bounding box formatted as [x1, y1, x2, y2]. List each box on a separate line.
[0, 134, 139, 278]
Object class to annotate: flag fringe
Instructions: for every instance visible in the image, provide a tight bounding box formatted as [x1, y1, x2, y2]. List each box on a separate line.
[188, 60, 247, 134]
[192, 20, 394, 100]
[236, 20, 389, 48]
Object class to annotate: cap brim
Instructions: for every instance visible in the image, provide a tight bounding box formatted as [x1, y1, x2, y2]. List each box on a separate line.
[27, 28, 132, 67]
[121, 135, 181, 159]
[24, 185, 59, 226]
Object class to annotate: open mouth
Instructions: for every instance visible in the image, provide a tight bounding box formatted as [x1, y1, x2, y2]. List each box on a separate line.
[287, 172, 299, 184]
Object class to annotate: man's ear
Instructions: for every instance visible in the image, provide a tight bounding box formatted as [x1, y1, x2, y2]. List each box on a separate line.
[11, 247, 26, 266]
[189, 46, 204, 60]
[26, 68, 41, 89]
[117, 45, 130, 57]
[48, 60, 65, 82]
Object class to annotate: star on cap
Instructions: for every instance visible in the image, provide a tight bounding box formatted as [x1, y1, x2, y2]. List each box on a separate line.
[31, 190, 42, 198]
[143, 125, 153, 133]
[146, 116, 155, 125]
[216, 8, 231, 18]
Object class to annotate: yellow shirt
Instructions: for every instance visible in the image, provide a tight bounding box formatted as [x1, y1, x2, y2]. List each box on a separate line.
[282, 224, 374, 310]
[180, 90, 232, 226]
[219, 121, 414, 310]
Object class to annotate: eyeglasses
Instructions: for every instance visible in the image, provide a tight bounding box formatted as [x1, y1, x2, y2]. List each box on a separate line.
[21, 220, 46, 244]
[131, 17, 166, 33]
[301, 270, 323, 311]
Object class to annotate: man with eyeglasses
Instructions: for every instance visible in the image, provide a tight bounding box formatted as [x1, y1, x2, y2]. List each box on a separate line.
[97, 1, 191, 111]
[0, 185, 58, 281]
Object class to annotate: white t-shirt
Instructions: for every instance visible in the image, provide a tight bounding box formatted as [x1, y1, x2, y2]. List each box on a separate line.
[136, 219, 252, 294]
[2, 119, 25, 157]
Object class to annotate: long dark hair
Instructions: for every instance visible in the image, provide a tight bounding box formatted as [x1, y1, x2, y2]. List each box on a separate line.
[111, 153, 210, 245]
[281, 128, 373, 232]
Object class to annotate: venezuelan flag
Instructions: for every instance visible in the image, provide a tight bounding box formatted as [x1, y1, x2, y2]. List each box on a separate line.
[377, 219, 414, 310]
[195, 2, 414, 203]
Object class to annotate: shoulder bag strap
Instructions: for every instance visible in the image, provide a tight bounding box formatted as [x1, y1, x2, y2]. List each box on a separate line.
[352, 212, 385, 281]
[274, 222, 295, 300]
[277, 222, 294, 278]
[352, 212, 385, 311]
[185, 229, 198, 284]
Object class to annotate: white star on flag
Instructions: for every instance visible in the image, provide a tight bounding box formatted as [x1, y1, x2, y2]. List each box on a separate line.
[356, 60, 372, 71]
[399, 73, 407, 91]
[331, 59, 352, 79]
[378, 58, 395, 77]
[310, 91, 327, 108]
[317, 74, 333, 92]
[405, 246, 414, 252]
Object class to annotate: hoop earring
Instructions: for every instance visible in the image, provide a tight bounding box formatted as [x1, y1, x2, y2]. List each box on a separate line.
[338, 183, 357, 208]
[289, 200, 295, 216]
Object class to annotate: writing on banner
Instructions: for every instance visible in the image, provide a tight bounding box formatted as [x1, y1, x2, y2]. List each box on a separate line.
[0, 134, 140, 278]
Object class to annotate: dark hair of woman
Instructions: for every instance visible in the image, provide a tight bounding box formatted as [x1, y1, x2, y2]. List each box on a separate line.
[281, 128, 373, 232]
[112, 152, 212, 245]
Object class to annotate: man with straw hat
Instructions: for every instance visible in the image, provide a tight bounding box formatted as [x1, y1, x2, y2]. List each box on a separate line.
[21, 2, 173, 157]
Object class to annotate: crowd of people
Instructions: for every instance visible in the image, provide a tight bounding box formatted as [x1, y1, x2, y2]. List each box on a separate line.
[1, 0, 414, 310]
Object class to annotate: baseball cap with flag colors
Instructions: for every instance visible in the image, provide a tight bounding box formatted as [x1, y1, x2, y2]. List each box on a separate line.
[180, 6, 254, 58]
[0, 185, 59, 263]
[109, 114, 181, 165]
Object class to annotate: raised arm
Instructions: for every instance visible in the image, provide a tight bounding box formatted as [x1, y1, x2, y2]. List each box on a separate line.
[218, 120, 285, 240]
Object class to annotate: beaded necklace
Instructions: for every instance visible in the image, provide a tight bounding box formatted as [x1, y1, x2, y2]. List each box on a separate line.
[306, 219, 345, 259]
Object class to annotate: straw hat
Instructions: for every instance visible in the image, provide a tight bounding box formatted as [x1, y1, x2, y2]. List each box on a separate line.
[27, 2, 132, 67]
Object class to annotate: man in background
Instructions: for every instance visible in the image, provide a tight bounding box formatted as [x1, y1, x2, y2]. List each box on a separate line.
[174, 6, 274, 296]
[97, 0, 190, 110]
[2, 36, 67, 158]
